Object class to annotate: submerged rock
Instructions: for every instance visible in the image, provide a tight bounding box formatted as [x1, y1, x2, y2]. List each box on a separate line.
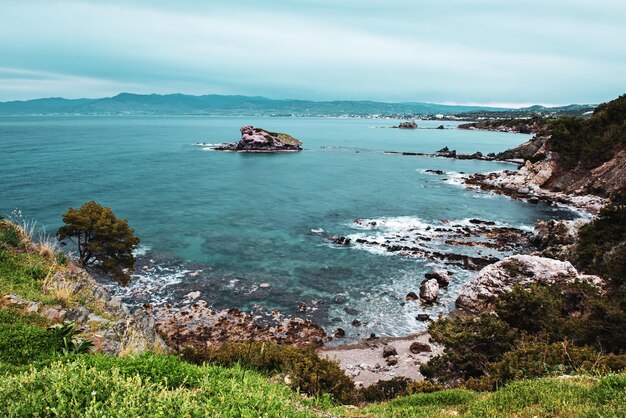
[456, 255, 604, 312]
[216, 126, 302, 152]
[405, 291, 418, 301]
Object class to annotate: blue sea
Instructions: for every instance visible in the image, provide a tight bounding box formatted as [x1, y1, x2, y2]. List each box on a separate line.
[0, 116, 579, 340]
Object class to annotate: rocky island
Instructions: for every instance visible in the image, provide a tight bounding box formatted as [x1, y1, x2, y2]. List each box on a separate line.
[215, 125, 303, 152]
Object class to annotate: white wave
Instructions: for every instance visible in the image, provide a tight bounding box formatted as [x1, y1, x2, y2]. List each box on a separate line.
[132, 245, 151, 257]
[441, 172, 467, 187]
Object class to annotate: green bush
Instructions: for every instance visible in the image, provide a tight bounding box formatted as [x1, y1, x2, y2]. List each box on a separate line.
[358, 377, 412, 402]
[0, 223, 21, 249]
[576, 204, 626, 282]
[467, 340, 601, 390]
[421, 314, 517, 382]
[181, 341, 355, 403]
[548, 94, 626, 170]
[495, 285, 564, 335]
[0, 308, 64, 366]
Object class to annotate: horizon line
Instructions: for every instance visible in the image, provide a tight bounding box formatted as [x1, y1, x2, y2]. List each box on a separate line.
[0, 91, 596, 110]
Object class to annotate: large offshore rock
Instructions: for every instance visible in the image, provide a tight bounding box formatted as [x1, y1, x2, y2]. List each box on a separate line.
[456, 255, 603, 312]
[216, 126, 302, 152]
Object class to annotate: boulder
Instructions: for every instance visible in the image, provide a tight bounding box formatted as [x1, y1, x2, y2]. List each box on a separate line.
[382, 345, 398, 358]
[531, 219, 583, 260]
[331, 236, 351, 246]
[456, 255, 604, 312]
[405, 291, 418, 301]
[409, 341, 432, 354]
[185, 291, 201, 300]
[415, 313, 430, 321]
[419, 279, 440, 303]
[386, 355, 398, 366]
[425, 270, 450, 287]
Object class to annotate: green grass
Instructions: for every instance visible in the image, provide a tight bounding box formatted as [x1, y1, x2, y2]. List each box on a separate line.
[341, 374, 626, 417]
[0, 358, 327, 417]
[0, 307, 64, 369]
[0, 249, 56, 303]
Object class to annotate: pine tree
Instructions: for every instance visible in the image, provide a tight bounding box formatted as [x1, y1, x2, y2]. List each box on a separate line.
[57, 200, 139, 285]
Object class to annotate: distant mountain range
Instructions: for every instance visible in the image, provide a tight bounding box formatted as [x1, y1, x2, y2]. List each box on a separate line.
[0, 93, 595, 117]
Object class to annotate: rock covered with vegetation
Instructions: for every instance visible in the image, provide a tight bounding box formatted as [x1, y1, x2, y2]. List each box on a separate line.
[455, 255, 603, 312]
[216, 125, 303, 152]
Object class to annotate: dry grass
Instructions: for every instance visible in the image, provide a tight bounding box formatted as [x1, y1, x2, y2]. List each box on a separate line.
[44, 278, 77, 307]
[117, 319, 149, 357]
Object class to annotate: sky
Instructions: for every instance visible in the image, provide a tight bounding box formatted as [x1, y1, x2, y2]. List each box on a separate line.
[0, 0, 625, 106]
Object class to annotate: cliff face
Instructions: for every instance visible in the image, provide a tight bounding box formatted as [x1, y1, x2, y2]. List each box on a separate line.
[545, 149, 626, 200]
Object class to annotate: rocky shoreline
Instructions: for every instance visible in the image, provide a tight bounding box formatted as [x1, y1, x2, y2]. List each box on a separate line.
[10, 126, 613, 387]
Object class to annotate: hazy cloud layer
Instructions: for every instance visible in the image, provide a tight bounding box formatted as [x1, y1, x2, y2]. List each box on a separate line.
[1, 0, 625, 104]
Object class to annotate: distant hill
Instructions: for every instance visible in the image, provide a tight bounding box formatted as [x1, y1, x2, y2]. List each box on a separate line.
[0, 93, 511, 116]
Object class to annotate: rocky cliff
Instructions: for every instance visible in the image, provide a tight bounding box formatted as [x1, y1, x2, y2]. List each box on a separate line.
[491, 94, 626, 203]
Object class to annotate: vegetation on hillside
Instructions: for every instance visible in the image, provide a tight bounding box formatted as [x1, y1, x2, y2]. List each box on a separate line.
[548, 94, 626, 170]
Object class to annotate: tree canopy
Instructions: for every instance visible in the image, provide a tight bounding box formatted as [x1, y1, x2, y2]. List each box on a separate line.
[57, 200, 139, 285]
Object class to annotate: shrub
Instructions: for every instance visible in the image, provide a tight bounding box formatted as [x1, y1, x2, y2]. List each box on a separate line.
[358, 377, 412, 402]
[495, 285, 564, 335]
[548, 94, 626, 170]
[0, 308, 64, 366]
[407, 379, 445, 394]
[181, 341, 355, 403]
[0, 223, 22, 249]
[422, 314, 517, 382]
[575, 204, 626, 282]
[471, 340, 602, 390]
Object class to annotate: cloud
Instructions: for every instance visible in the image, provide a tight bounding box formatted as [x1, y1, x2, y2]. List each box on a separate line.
[0, 0, 624, 103]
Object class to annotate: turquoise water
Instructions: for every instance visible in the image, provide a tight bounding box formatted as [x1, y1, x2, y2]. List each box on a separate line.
[0, 116, 578, 339]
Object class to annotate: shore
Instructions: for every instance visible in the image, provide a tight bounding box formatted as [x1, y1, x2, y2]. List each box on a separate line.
[319, 332, 441, 387]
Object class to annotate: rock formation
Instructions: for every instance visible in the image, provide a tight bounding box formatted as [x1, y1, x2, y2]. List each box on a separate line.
[456, 255, 603, 312]
[419, 278, 440, 303]
[153, 301, 327, 350]
[216, 126, 302, 152]
[394, 121, 417, 129]
[531, 219, 584, 260]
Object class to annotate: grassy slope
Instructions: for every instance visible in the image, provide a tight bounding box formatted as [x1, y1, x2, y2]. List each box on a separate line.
[1, 218, 625, 417]
[342, 375, 626, 417]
